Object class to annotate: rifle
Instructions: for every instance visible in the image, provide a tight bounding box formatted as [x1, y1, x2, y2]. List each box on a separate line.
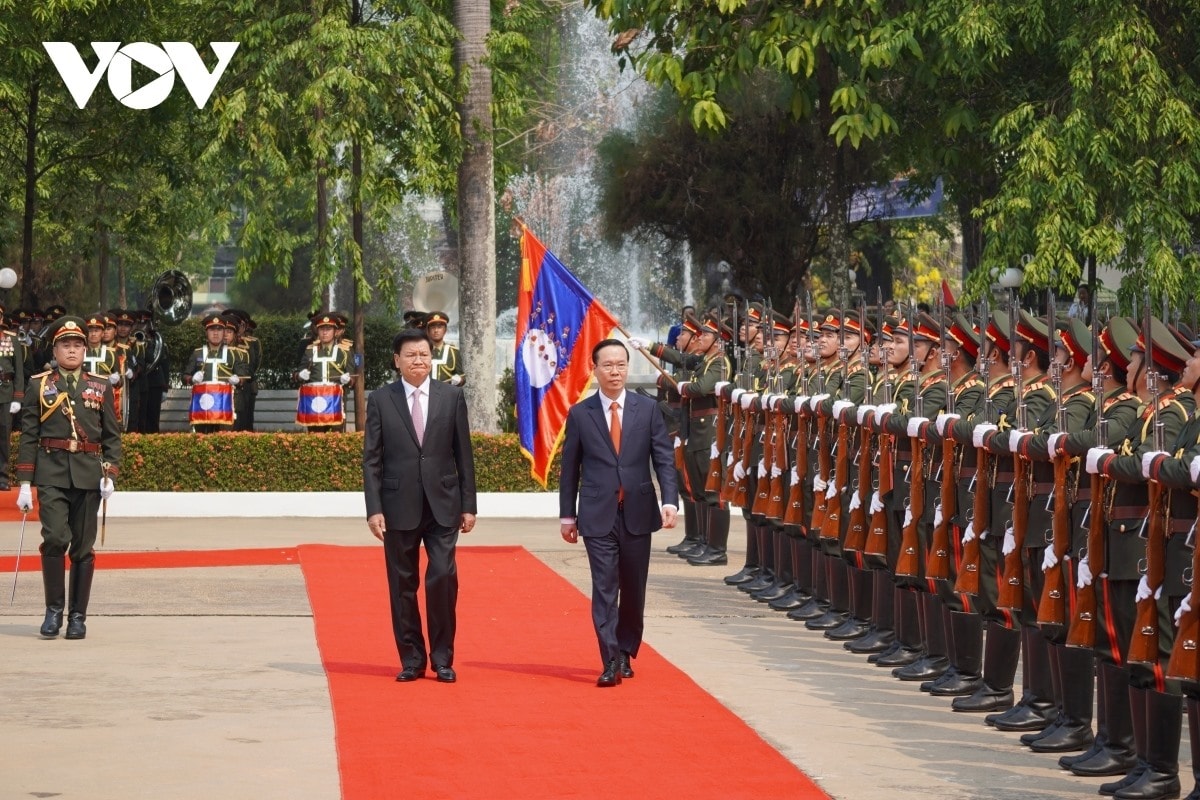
[1038, 292, 1072, 627]
[956, 294, 992, 597]
[1129, 291, 1166, 667]
[864, 293, 891, 564]
[844, 300, 874, 554]
[820, 314, 853, 542]
[705, 358, 729, 496]
[896, 302, 926, 578]
[998, 294, 1030, 612]
[808, 301, 833, 537]
[752, 307, 778, 517]
[927, 296, 955, 582]
[1067, 298, 1108, 648]
[1167, 515, 1200, 683]
[783, 305, 813, 527]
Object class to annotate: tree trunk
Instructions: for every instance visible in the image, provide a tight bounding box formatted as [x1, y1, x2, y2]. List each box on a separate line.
[455, 0, 497, 433]
[351, 140, 366, 428]
[20, 82, 39, 309]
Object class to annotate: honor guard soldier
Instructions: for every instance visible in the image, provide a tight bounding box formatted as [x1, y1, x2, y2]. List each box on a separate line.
[229, 310, 261, 431]
[184, 313, 248, 433]
[16, 316, 121, 640]
[0, 307, 26, 489]
[83, 314, 120, 384]
[425, 311, 464, 385]
[295, 312, 352, 432]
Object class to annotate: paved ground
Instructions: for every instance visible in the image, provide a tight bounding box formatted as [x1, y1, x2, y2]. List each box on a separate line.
[0, 516, 1156, 799]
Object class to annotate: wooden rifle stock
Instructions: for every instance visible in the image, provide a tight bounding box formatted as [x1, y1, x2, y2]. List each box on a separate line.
[1128, 481, 1166, 666]
[863, 430, 893, 561]
[926, 435, 957, 582]
[751, 403, 773, 516]
[782, 414, 809, 527]
[765, 410, 788, 521]
[843, 423, 874, 553]
[1067, 472, 1107, 648]
[820, 410, 851, 542]
[895, 435, 926, 578]
[705, 392, 728, 495]
[731, 403, 756, 508]
[720, 403, 744, 504]
[1166, 511, 1200, 683]
[954, 446, 990, 596]
[1036, 454, 1073, 627]
[997, 454, 1030, 612]
[808, 415, 832, 534]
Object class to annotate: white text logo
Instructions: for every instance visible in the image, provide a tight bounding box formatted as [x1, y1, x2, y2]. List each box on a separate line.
[43, 42, 239, 109]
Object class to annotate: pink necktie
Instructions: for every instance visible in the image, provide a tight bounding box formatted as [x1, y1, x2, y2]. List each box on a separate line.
[411, 389, 424, 445]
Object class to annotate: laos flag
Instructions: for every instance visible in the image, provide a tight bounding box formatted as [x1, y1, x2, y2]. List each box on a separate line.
[516, 225, 619, 487]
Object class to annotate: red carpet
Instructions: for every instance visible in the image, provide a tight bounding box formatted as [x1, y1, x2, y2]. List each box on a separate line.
[299, 544, 829, 800]
[0, 548, 297, 572]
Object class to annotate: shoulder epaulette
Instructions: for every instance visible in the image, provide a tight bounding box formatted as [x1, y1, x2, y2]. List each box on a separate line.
[31, 369, 51, 379]
[338, 341, 353, 352]
[86, 371, 107, 379]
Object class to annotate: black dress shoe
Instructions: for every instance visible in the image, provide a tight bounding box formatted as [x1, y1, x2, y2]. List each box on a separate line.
[687, 548, 728, 566]
[677, 542, 708, 560]
[866, 639, 903, 663]
[40, 608, 63, 638]
[848, 628, 895, 655]
[1098, 762, 1148, 794]
[1059, 739, 1105, 770]
[1071, 748, 1140, 778]
[805, 609, 848, 631]
[825, 617, 869, 641]
[990, 699, 1055, 731]
[740, 572, 775, 593]
[396, 666, 425, 682]
[1111, 768, 1180, 799]
[768, 588, 808, 611]
[874, 645, 923, 668]
[63, 613, 86, 640]
[951, 684, 1014, 713]
[928, 671, 984, 697]
[619, 653, 634, 679]
[1029, 723, 1094, 753]
[597, 659, 622, 687]
[724, 566, 759, 585]
[1021, 717, 1063, 745]
[752, 582, 792, 602]
[787, 597, 828, 621]
[434, 665, 456, 683]
[894, 654, 949, 682]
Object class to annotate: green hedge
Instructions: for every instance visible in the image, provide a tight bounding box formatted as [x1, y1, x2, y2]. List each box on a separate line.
[105, 432, 561, 492]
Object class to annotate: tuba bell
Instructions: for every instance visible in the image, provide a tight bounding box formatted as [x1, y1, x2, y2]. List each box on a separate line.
[149, 269, 193, 325]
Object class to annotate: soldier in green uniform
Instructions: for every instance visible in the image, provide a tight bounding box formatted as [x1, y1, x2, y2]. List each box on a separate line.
[0, 307, 26, 489]
[83, 313, 120, 383]
[16, 316, 121, 640]
[426, 311, 464, 386]
[185, 313, 249, 433]
[294, 312, 352, 433]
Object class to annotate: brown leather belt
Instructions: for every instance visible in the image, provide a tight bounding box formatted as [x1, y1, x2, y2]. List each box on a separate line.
[689, 399, 718, 413]
[689, 408, 716, 418]
[1170, 518, 1196, 535]
[1111, 506, 1146, 518]
[39, 437, 100, 454]
[995, 471, 1015, 483]
[1033, 482, 1055, 495]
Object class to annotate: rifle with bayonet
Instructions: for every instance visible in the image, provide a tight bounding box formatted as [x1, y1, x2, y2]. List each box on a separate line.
[844, 299, 874, 555]
[864, 291, 892, 564]
[998, 292, 1031, 612]
[783, 300, 814, 527]
[1129, 291, 1167, 667]
[820, 310, 853, 542]
[896, 301, 927, 579]
[956, 294, 992, 597]
[1038, 291, 1072, 627]
[927, 296, 956, 582]
[1167, 512, 1200, 683]
[809, 298, 834, 536]
[753, 305, 777, 517]
[705, 306, 733, 496]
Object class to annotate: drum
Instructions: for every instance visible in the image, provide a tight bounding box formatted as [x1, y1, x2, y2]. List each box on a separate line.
[189, 381, 235, 426]
[297, 382, 344, 427]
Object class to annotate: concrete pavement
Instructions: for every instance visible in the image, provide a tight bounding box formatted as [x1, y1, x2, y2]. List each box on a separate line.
[0, 516, 1149, 799]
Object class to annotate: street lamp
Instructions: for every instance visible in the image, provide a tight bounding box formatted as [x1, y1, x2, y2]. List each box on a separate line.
[0, 268, 16, 291]
[998, 265, 1024, 289]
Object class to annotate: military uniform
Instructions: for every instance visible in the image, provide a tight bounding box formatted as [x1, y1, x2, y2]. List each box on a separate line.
[425, 311, 464, 385]
[185, 314, 250, 433]
[295, 313, 352, 432]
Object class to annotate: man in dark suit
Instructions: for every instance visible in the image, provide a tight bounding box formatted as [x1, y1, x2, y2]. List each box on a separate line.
[364, 327, 477, 684]
[560, 339, 679, 687]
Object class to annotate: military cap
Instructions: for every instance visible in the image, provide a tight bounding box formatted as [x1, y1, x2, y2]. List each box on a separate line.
[681, 312, 703, 336]
[1098, 317, 1137, 372]
[116, 309, 137, 325]
[1131, 316, 1192, 374]
[1059, 319, 1091, 368]
[135, 309, 153, 323]
[219, 312, 241, 330]
[84, 313, 106, 329]
[312, 312, 338, 329]
[426, 311, 450, 326]
[912, 311, 941, 343]
[44, 304, 66, 321]
[744, 302, 765, 324]
[984, 310, 1011, 354]
[12, 309, 30, 325]
[880, 314, 901, 341]
[770, 310, 793, 336]
[1015, 310, 1050, 353]
[102, 312, 117, 327]
[49, 316, 87, 343]
[402, 310, 429, 329]
[202, 312, 225, 329]
[818, 309, 870, 339]
[29, 308, 45, 321]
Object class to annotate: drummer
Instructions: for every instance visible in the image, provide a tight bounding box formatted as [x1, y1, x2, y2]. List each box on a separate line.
[294, 312, 352, 433]
[183, 313, 248, 433]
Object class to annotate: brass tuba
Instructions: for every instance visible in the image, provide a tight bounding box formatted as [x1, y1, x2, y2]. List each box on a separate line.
[149, 269, 192, 325]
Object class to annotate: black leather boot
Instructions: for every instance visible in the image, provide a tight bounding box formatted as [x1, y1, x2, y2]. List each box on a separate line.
[1111, 689, 1181, 799]
[807, 557, 849, 630]
[1182, 696, 1200, 800]
[992, 629, 1056, 731]
[1029, 644, 1095, 752]
[688, 505, 729, 565]
[667, 498, 702, 553]
[1098, 684, 1150, 791]
[929, 609, 984, 696]
[826, 566, 870, 639]
[724, 519, 760, 583]
[877, 587, 923, 667]
[1073, 663, 1139, 777]
[39, 554, 66, 638]
[896, 592, 950, 681]
[849, 569, 896, 654]
[952, 621, 1019, 712]
[64, 557, 95, 640]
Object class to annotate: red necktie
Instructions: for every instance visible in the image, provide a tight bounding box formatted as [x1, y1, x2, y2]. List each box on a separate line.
[611, 401, 623, 503]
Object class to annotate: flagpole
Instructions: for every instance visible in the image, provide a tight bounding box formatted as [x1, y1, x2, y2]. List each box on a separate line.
[613, 322, 678, 387]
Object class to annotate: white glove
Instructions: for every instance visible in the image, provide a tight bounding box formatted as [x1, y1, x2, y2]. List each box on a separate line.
[726, 451, 734, 466]
[789, 466, 799, 484]
[448, 374, 463, 386]
[1046, 432, 1067, 456]
[979, 525, 989, 540]
[100, 476, 114, 500]
[125, 368, 135, 380]
[714, 380, 730, 395]
[732, 461, 747, 482]
[1141, 450, 1168, 480]
[813, 476, 828, 494]
[770, 464, 783, 479]
[16, 483, 31, 512]
[1086, 447, 1113, 474]
[875, 402, 897, 416]
[1135, 574, 1162, 603]
[902, 506, 913, 529]
[757, 458, 767, 474]
[962, 524, 978, 544]
[809, 393, 830, 411]
[730, 388, 745, 404]
[107, 372, 120, 385]
[849, 491, 862, 512]
[739, 392, 758, 410]
[227, 374, 241, 386]
[998, 522, 1017, 554]
[869, 491, 885, 514]
[793, 395, 810, 414]
[766, 394, 784, 411]
[710, 441, 719, 460]
[1008, 430, 1031, 453]
[907, 417, 929, 438]
[675, 380, 691, 395]
[340, 372, 352, 385]
[972, 423, 998, 449]
[933, 503, 943, 529]
[627, 336, 650, 350]
[832, 400, 855, 420]
[1042, 546, 1059, 571]
[297, 368, 311, 381]
[825, 480, 838, 499]
[857, 405, 876, 426]
[1077, 556, 1093, 588]
[1177, 592, 1193, 625]
[935, 412, 961, 436]
[1190, 454, 1200, 484]
[8, 401, 19, 414]
[192, 370, 204, 384]
[674, 436, 682, 450]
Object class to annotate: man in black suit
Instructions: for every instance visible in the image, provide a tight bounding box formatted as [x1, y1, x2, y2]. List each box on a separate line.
[560, 339, 679, 686]
[364, 328, 477, 684]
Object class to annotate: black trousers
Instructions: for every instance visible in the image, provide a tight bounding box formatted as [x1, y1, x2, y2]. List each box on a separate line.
[37, 485, 101, 561]
[382, 495, 459, 670]
[582, 508, 652, 665]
